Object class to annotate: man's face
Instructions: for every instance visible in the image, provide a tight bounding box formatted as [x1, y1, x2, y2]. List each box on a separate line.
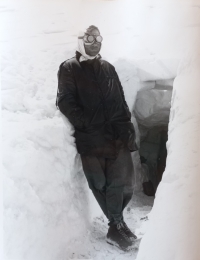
[84, 28, 101, 56]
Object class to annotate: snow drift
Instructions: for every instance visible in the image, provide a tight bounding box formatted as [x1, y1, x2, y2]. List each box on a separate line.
[136, 57, 200, 260]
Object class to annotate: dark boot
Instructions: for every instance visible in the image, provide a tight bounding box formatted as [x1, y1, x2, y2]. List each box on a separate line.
[122, 221, 137, 241]
[106, 222, 133, 251]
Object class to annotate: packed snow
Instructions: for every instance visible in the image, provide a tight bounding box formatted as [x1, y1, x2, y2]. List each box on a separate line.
[1, 0, 200, 259]
[136, 59, 200, 260]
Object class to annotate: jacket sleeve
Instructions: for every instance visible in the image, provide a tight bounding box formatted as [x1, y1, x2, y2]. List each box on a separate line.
[57, 62, 84, 129]
[113, 68, 131, 119]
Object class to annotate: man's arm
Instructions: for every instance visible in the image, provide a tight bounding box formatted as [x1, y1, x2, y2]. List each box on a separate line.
[57, 62, 84, 129]
[113, 68, 131, 119]
[113, 67, 138, 151]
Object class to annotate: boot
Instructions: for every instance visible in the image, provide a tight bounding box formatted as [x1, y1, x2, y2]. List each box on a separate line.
[106, 222, 133, 251]
[122, 221, 137, 241]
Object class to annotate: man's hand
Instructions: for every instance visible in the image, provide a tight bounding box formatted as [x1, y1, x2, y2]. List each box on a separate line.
[128, 132, 138, 152]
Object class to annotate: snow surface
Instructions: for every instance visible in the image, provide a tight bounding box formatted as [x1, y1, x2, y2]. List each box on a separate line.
[134, 87, 172, 127]
[1, 0, 200, 259]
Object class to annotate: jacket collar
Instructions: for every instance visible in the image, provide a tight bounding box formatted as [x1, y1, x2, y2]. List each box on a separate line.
[75, 51, 101, 63]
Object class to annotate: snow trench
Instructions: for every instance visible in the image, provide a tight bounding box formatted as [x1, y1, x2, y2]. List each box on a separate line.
[2, 47, 154, 259]
[136, 59, 200, 260]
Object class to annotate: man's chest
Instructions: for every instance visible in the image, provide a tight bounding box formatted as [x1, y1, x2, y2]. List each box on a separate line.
[73, 63, 119, 104]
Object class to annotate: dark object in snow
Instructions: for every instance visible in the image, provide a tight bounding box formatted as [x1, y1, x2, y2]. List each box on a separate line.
[143, 180, 155, 196]
[106, 222, 133, 251]
[140, 156, 147, 164]
[140, 216, 148, 221]
[122, 221, 137, 241]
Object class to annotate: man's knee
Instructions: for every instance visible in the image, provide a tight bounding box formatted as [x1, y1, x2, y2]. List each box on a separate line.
[124, 186, 133, 196]
[88, 181, 106, 192]
[81, 155, 106, 191]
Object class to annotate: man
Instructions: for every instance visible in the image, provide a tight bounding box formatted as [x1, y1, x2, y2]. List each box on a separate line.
[56, 25, 137, 251]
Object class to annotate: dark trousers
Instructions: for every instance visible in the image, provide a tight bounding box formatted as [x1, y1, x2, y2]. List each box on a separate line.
[80, 147, 134, 225]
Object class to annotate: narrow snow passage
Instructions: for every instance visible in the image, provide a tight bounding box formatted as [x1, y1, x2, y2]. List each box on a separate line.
[68, 192, 153, 260]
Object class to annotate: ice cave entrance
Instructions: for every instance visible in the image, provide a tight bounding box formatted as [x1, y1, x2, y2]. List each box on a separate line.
[134, 78, 174, 195]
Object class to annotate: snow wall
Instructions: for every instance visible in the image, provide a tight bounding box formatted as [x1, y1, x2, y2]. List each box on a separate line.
[136, 58, 200, 260]
[1, 0, 200, 259]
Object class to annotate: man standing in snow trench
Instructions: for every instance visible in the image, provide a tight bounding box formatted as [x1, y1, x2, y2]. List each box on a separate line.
[56, 25, 138, 251]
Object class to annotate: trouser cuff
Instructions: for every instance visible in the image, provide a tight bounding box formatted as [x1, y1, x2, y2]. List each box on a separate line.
[108, 214, 124, 226]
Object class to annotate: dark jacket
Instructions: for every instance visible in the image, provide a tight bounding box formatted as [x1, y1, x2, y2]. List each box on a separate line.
[56, 51, 137, 158]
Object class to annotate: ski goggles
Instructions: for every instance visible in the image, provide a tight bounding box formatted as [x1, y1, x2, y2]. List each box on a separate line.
[78, 34, 103, 44]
